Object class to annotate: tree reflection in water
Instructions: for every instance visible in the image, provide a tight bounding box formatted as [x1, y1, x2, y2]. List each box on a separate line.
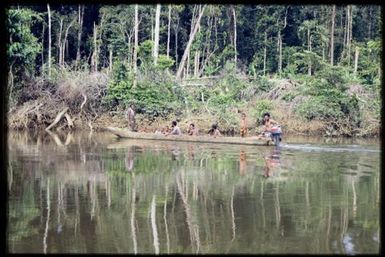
[7, 131, 380, 254]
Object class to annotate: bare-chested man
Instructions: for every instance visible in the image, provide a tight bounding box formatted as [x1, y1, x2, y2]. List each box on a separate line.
[258, 112, 282, 144]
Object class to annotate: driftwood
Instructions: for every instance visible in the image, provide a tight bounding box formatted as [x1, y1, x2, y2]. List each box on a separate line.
[9, 68, 108, 131]
[45, 107, 69, 131]
[64, 113, 74, 128]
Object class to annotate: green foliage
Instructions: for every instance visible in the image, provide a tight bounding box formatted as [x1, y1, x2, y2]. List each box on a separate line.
[107, 60, 181, 118]
[357, 39, 382, 85]
[99, 5, 135, 61]
[295, 96, 341, 120]
[6, 5, 382, 136]
[316, 65, 349, 89]
[106, 61, 133, 104]
[157, 55, 175, 70]
[293, 51, 324, 75]
[256, 76, 274, 92]
[251, 99, 273, 121]
[294, 65, 362, 127]
[7, 8, 42, 79]
[132, 80, 180, 117]
[138, 40, 153, 66]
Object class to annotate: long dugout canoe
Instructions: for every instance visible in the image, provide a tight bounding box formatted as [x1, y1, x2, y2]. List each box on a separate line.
[106, 126, 272, 146]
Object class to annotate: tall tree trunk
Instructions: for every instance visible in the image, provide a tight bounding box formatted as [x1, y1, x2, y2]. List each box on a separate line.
[322, 43, 325, 62]
[41, 23, 45, 70]
[151, 11, 154, 43]
[108, 47, 113, 72]
[186, 51, 190, 77]
[57, 18, 63, 67]
[368, 6, 372, 39]
[174, 18, 179, 67]
[278, 30, 282, 73]
[8, 64, 14, 105]
[194, 51, 200, 77]
[176, 5, 206, 81]
[307, 26, 310, 52]
[154, 4, 161, 65]
[198, 12, 216, 77]
[263, 31, 267, 76]
[126, 32, 132, 67]
[97, 13, 105, 69]
[354, 46, 359, 75]
[232, 6, 237, 67]
[308, 28, 312, 76]
[91, 22, 97, 72]
[133, 4, 138, 88]
[65, 40, 69, 62]
[62, 19, 75, 67]
[342, 6, 347, 60]
[109, 48, 113, 73]
[47, 4, 51, 78]
[330, 5, 336, 66]
[190, 5, 198, 36]
[345, 6, 350, 64]
[167, 5, 171, 58]
[348, 5, 353, 67]
[76, 5, 84, 69]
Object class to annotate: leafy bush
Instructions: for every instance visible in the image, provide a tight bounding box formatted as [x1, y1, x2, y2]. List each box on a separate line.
[157, 54, 175, 70]
[106, 59, 183, 118]
[295, 96, 341, 120]
[250, 99, 273, 122]
[294, 65, 361, 125]
[256, 76, 274, 92]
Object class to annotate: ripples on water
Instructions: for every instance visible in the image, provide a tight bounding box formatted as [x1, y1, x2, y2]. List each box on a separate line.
[7, 132, 380, 254]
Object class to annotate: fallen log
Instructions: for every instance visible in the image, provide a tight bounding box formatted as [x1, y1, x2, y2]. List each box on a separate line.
[64, 113, 74, 128]
[45, 107, 69, 131]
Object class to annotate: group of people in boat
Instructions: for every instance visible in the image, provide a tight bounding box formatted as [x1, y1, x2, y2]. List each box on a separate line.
[125, 104, 282, 141]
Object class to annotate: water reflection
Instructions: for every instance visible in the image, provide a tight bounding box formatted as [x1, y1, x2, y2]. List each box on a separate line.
[125, 146, 135, 171]
[7, 131, 380, 254]
[263, 146, 281, 178]
[239, 150, 246, 176]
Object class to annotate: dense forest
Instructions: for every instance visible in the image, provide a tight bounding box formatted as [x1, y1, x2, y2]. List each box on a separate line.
[6, 4, 382, 136]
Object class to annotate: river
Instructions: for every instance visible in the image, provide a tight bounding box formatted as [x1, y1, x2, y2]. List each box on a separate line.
[7, 131, 380, 254]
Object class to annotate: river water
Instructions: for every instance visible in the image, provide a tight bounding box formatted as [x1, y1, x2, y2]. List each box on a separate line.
[7, 131, 380, 254]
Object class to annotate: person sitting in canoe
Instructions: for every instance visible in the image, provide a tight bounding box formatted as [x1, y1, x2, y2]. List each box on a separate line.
[240, 112, 248, 137]
[166, 121, 182, 136]
[188, 123, 199, 136]
[209, 123, 222, 138]
[208, 122, 217, 135]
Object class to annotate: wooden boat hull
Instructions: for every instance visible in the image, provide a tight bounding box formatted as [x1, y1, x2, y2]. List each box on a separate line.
[105, 126, 272, 146]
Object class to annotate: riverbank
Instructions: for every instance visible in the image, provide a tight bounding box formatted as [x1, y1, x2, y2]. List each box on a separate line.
[7, 70, 380, 138]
